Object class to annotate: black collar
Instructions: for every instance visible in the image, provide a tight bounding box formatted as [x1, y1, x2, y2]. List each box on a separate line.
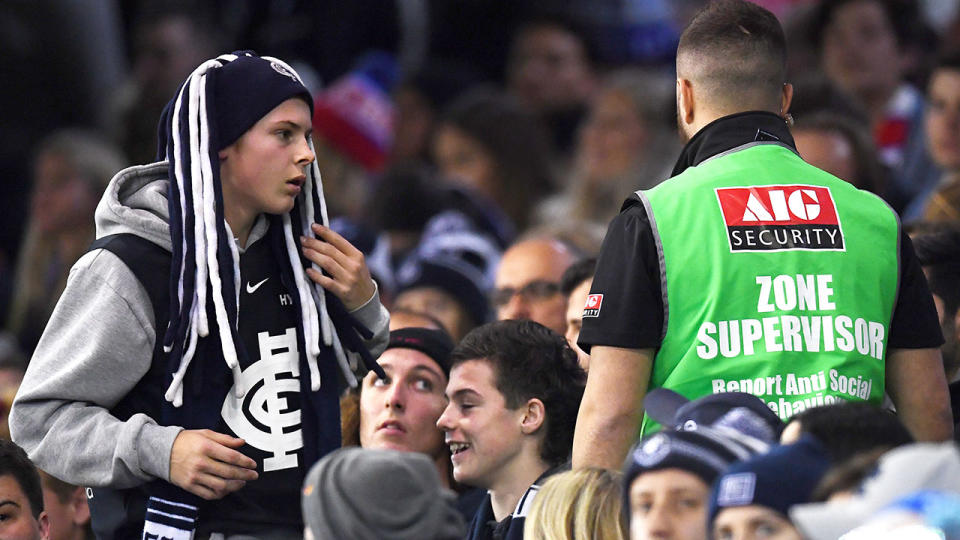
[671, 111, 798, 177]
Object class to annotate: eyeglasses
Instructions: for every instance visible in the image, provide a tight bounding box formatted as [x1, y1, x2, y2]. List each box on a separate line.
[491, 280, 561, 308]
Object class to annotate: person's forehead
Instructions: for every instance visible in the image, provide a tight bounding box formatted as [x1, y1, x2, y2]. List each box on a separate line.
[630, 468, 708, 497]
[714, 505, 785, 526]
[395, 287, 459, 309]
[259, 97, 313, 126]
[0, 474, 29, 506]
[388, 311, 444, 332]
[827, 0, 890, 29]
[448, 359, 499, 395]
[496, 240, 571, 286]
[929, 68, 960, 95]
[377, 348, 443, 377]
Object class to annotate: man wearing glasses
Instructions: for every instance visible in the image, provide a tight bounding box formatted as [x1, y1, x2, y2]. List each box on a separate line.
[491, 237, 576, 335]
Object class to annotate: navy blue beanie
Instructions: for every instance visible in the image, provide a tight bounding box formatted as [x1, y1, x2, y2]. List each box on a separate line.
[211, 52, 314, 149]
[623, 429, 759, 527]
[709, 435, 832, 526]
[395, 257, 490, 327]
[624, 429, 756, 490]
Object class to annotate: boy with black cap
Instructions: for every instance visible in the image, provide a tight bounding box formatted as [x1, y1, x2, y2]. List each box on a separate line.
[11, 51, 389, 538]
[358, 328, 455, 481]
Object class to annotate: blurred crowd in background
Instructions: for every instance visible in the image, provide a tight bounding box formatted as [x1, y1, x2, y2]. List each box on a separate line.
[2, 1, 960, 537]
[3, 0, 960, 365]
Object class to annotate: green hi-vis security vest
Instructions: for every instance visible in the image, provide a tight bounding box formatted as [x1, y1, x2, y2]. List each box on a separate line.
[639, 142, 900, 434]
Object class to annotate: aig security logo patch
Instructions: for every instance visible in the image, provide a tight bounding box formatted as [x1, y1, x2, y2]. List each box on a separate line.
[583, 294, 603, 318]
[715, 185, 845, 252]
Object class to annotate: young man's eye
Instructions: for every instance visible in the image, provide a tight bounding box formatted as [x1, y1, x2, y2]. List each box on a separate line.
[372, 377, 389, 387]
[632, 502, 652, 515]
[715, 529, 733, 540]
[413, 379, 434, 392]
[679, 498, 702, 510]
[276, 129, 293, 141]
[755, 522, 780, 537]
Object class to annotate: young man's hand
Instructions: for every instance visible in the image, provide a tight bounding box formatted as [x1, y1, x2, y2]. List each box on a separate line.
[301, 223, 377, 311]
[169, 429, 259, 500]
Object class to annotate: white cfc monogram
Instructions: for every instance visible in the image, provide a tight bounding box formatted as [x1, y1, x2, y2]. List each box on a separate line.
[221, 328, 302, 472]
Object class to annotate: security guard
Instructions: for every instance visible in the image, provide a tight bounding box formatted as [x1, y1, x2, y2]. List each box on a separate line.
[572, 0, 953, 470]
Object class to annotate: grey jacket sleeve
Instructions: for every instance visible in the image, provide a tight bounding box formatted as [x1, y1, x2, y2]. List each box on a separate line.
[9, 250, 182, 489]
[350, 281, 390, 358]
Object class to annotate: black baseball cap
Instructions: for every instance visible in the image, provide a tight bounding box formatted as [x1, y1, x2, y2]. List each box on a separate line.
[384, 328, 455, 378]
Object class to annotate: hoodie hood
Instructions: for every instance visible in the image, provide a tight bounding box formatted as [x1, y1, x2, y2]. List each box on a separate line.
[95, 161, 172, 251]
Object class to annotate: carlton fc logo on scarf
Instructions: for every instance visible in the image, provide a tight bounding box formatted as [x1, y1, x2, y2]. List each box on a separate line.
[715, 185, 845, 253]
[222, 328, 303, 472]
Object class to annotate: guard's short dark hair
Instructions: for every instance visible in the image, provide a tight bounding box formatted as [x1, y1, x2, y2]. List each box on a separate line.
[677, 0, 787, 109]
[560, 257, 596, 296]
[0, 439, 44, 519]
[788, 402, 913, 463]
[450, 320, 586, 466]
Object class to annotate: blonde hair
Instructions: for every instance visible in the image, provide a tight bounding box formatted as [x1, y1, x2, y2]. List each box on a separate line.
[524, 468, 626, 540]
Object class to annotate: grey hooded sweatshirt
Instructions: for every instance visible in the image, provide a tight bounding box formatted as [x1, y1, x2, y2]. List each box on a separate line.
[9, 161, 389, 489]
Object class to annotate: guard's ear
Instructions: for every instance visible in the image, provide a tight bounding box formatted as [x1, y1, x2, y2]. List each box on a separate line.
[520, 398, 546, 435]
[677, 77, 696, 126]
[781, 82, 794, 117]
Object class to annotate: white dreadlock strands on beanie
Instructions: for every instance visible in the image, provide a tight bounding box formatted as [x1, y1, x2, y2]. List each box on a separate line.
[301, 145, 335, 347]
[282, 213, 323, 391]
[164, 53, 247, 406]
[163, 53, 358, 404]
[164, 60, 214, 405]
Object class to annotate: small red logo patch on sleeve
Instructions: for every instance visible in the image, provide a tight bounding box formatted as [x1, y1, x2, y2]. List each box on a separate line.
[583, 294, 603, 318]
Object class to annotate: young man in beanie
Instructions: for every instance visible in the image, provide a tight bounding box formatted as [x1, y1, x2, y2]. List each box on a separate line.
[393, 228, 501, 342]
[623, 428, 758, 540]
[438, 319, 586, 540]
[575, 0, 952, 470]
[10, 52, 389, 538]
[709, 436, 831, 540]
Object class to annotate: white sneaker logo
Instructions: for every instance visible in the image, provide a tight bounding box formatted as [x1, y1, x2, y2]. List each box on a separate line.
[246, 278, 269, 294]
